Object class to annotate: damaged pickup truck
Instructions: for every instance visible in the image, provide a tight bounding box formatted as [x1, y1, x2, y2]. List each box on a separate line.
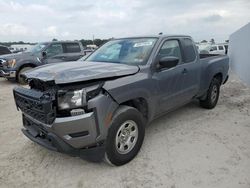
[13, 35, 229, 166]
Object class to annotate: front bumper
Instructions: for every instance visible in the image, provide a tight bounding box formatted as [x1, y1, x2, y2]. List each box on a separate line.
[22, 113, 105, 162]
[0, 70, 16, 78]
[14, 86, 119, 162]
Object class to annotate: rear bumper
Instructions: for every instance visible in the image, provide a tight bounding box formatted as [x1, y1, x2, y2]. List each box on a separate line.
[22, 113, 105, 162]
[0, 70, 16, 78]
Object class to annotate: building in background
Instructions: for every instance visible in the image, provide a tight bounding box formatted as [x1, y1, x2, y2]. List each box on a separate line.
[86, 44, 98, 50]
[229, 22, 250, 85]
[9, 44, 34, 53]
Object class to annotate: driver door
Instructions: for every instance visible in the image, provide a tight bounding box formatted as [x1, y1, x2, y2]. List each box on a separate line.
[43, 43, 64, 64]
[152, 39, 186, 115]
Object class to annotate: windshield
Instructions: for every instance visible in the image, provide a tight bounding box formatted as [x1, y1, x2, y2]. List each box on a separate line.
[28, 43, 47, 53]
[86, 38, 157, 65]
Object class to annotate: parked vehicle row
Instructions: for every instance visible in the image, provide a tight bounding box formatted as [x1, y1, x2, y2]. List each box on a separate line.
[13, 35, 229, 165]
[197, 43, 229, 55]
[209, 44, 228, 55]
[0, 41, 88, 84]
[0, 45, 11, 55]
[8, 44, 34, 53]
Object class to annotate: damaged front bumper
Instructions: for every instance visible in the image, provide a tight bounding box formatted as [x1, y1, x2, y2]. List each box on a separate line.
[22, 112, 105, 162]
[22, 128, 106, 162]
[13, 86, 118, 162]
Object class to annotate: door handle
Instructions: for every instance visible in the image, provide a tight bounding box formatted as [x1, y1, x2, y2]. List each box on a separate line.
[182, 68, 188, 74]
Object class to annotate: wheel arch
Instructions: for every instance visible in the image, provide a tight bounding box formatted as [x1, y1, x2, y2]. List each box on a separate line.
[213, 72, 223, 84]
[119, 97, 149, 122]
[18, 63, 37, 71]
[16, 63, 37, 80]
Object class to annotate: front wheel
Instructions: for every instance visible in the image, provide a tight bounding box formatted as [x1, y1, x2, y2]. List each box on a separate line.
[200, 77, 221, 109]
[104, 106, 145, 166]
[17, 66, 33, 85]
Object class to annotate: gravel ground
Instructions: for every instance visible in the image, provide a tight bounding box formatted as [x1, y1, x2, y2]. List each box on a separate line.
[0, 74, 250, 188]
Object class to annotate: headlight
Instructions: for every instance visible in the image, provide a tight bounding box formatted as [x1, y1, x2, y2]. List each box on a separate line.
[7, 59, 16, 68]
[58, 89, 86, 110]
[57, 84, 102, 110]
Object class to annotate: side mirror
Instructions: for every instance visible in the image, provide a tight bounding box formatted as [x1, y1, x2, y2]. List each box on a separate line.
[210, 49, 213, 52]
[42, 51, 47, 58]
[159, 56, 179, 69]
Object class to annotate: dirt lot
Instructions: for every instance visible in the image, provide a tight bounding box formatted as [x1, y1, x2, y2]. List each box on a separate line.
[0, 74, 250, 188]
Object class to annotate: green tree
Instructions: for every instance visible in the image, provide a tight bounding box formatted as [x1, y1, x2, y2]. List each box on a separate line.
[200, 40, 207, 43]
[210, 38, 215, 44]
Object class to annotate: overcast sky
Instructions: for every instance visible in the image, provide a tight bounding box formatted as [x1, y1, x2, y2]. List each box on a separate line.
[0, 0, 249, 43]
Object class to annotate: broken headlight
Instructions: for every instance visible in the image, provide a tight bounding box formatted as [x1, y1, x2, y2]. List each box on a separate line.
[57, 89, 86, 110]
[57, 84, 102, 110]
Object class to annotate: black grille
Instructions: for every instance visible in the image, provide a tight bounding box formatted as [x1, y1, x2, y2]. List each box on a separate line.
[23, 114, 48, 135]
[14, 87, 56, 124]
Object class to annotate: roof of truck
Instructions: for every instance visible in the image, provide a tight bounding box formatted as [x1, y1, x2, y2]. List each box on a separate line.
[40, 40, 80, 44]
[117, 34, 192, 39]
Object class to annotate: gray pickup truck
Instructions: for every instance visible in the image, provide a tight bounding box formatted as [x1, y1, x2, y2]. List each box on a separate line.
[13, 35, 229, 166]
[0, 41, 85, 84]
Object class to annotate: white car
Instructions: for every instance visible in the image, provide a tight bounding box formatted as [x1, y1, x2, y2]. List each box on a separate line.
[209, 45, 227, 55]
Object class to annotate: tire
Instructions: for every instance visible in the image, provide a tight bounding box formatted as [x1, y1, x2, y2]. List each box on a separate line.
[104, 106, 145, 166]
[200, 77, 221, 109]
[17, 66, 33, 85]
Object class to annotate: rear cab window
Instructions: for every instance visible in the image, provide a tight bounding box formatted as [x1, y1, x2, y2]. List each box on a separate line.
[182, 38, 197, 63]
[63, 43, 81, 53]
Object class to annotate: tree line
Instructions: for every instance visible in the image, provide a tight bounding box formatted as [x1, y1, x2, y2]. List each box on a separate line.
[0, 38, 110, 47]
[200, 39, 229, 44]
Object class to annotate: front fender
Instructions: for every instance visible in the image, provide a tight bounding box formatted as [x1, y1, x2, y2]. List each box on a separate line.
[87, 93, 119, 141]
[16, 59, 40, 71]
[103, 75, 156, 121]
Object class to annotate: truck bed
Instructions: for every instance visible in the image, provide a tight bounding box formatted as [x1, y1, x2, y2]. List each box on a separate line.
[199, 53, 223, 59]
[198, 53, 229, 96]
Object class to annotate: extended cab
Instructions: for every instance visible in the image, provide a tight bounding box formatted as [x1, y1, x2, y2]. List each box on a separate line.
[13, 35, 229, 166]
[0, 41, 85, 84]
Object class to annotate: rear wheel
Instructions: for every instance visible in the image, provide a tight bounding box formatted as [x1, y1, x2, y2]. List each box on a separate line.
[17, 66, 33, 85]
[104, 106, 145, 166]
[200, 77, 221, 109]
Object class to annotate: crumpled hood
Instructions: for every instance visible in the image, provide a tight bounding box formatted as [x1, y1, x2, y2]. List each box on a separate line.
[23, 61, 139, 84]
